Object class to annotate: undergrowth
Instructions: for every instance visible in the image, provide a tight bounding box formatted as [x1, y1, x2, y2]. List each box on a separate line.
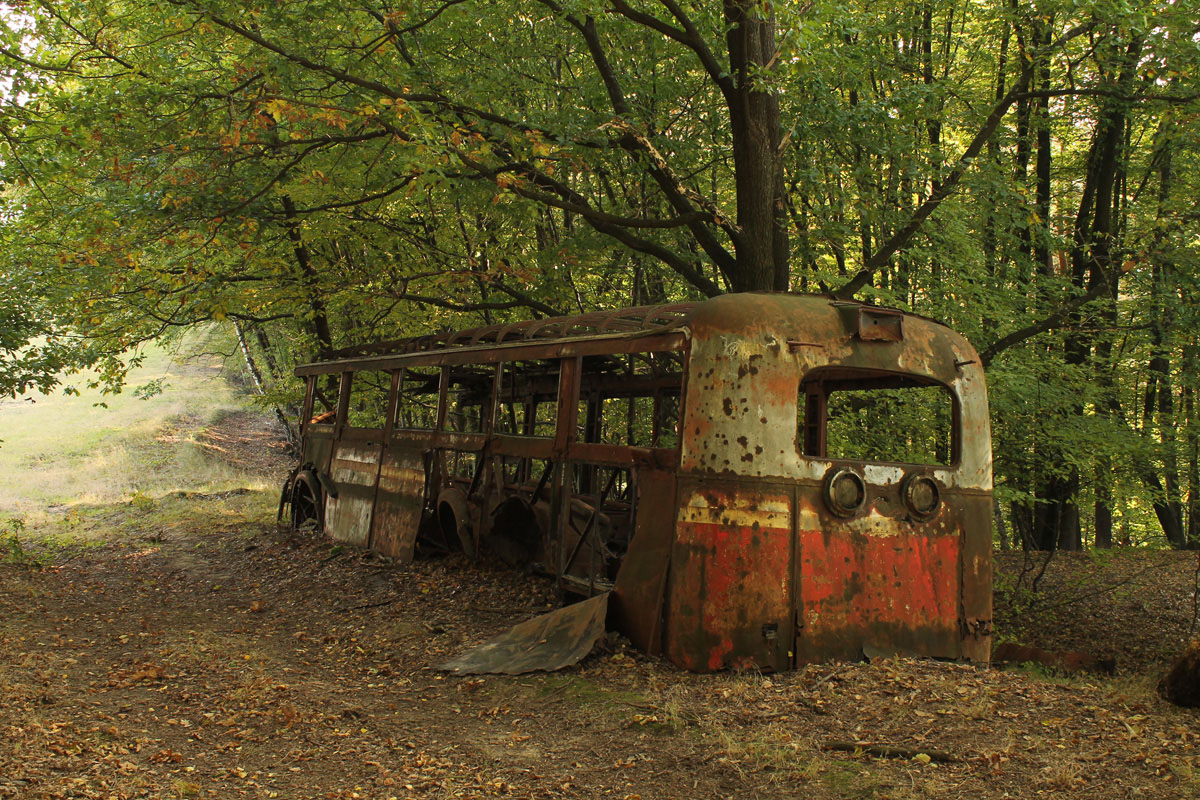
[0, 516, 45, 569]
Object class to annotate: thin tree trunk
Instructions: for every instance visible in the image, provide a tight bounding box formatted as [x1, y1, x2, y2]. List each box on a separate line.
[234, 320, 298, 452]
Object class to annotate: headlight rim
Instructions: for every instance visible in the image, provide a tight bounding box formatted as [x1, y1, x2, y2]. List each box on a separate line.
[823, 467, 867, 518]
[902, 473, 942, 520]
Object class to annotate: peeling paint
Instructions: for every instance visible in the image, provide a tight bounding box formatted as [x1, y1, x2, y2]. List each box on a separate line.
[289, 293, 993, 673]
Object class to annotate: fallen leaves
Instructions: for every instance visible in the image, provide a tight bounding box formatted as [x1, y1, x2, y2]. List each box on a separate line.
[3, 509, 1200, 800]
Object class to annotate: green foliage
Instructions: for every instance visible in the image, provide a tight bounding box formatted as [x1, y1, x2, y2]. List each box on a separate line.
[825, 384, 953, 466]
[1, 0, 1198, 548]
[1, 516, 50, 570]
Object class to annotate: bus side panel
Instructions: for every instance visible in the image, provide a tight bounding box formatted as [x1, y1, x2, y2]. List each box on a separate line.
[609, 467, 677, 656]
[369, 446, 426, 562]
[793, 490, 964, 663]
[664, 483, 793, 672]
[303, 429, 335, 480]
[959, 494, 994, 662]
[324, 441, 381, 547]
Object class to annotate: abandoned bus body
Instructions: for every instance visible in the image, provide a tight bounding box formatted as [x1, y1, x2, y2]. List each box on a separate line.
[282, 293, 993, 671]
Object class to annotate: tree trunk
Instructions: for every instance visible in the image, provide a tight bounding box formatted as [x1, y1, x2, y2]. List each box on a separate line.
[1028, 17, 1079, 551]
[1142, 129, 1187, 548]
[1185, 341, 1199, 547]
[281, 195, 333, 358]
[233, 320, 298, 452]
[724, 0, 788, 292]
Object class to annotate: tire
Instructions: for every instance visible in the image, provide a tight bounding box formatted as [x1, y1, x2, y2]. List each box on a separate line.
[290, 471, 323, 532]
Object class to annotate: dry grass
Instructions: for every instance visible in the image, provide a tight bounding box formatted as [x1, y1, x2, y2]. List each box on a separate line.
[0, 332, 286, 557]
[0, 330, 265, 519]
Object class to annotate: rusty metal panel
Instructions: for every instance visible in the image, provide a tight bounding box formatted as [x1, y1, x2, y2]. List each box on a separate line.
[679, 294, 992, 493]
[855, 306, 904, 341]
[302, 430, 334, 480]
[323, 441, 381, 547]
[792, 483, 981, 663]
[609, 468, 676, 655]
[490, 434, 555, 460]
[436, 592, 609, 675]
[958, 494, 994, 662]
[665, 484, 793, 672]
[297, 330, 688, 376]
[369, 445, 426, 562]
[794, 525, 959, 662]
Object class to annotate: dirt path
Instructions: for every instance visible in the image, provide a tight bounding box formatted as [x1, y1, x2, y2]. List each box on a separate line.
[2, 410, 1199, 799]
[4, 520, 1199, 800]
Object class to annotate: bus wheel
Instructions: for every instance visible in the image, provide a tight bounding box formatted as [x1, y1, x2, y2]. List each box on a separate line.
[437, 488, 475, 559]
[291, 472, 323, 532]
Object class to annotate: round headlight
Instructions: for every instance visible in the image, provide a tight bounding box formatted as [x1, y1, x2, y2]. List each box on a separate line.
[824, 468, 866, 517]
[903, 475, 941, 519]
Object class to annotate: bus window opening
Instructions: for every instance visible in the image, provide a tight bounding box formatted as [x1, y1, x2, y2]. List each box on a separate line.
[801, 369, 957, 466]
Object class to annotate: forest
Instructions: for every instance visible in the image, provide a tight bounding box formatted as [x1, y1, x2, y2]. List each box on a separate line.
[1, 0, 1198, 552]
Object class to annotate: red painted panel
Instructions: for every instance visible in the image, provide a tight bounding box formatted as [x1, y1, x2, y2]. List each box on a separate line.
[668, 519, 792, 672]
[797, 529, 959, 661]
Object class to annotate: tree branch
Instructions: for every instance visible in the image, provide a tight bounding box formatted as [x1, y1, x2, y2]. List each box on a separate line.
[608, 0, 735, 105]
[834, 70, 1030, 299]
[979, 278, 1113, 367]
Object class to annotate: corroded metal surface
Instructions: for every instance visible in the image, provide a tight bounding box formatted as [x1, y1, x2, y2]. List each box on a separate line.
[671, 294, 993, 670]
[679, 294, 991, 491]
[323, 441, 381, 547]
[291, 293, 994, 673]
[436, 593, 609, 675]
[665, 485, 793, 672]
[609, 468, 676, 655]
[369, 447, 425, 561]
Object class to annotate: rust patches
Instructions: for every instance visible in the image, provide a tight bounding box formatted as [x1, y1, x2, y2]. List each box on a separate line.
[291, 293, 993, 672]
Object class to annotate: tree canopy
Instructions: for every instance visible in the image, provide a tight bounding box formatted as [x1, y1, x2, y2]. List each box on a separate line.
[2, 0, 1199, 549]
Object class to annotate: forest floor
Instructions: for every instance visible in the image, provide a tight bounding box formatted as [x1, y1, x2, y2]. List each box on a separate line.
[2, 348, 1199, 800]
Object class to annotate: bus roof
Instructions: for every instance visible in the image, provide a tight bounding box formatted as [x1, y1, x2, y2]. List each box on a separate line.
[295, 293, 963, 375]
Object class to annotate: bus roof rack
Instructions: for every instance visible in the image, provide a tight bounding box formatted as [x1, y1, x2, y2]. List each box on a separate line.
[322, 302, 700, 360]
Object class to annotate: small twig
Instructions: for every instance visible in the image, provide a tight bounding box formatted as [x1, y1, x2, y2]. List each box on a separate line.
[618, 701, 659, 711]
[1189, 550, 1200, 638]
[466, 606, 524, 615]
[335, 599, 398, 613]
[795, 699, 829, 716]
[811, 669, 840, 688]
[822, 741, 959, 763]
[1030, 547, 1055, 594]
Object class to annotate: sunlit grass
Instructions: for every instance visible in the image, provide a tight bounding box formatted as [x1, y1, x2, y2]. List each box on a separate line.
[0, 328, 277, 536]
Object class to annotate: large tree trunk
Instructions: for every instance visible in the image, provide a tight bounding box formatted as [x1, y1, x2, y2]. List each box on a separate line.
[281, 195, 333, 358]
[1028, 17, 1080, 550]
[724, 0, 788, 292]
[1185, 341, 1199, 547]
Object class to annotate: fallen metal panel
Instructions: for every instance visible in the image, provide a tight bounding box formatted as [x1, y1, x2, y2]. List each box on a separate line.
[369, 446, 425, 562]
[436, 592, 609, 675]
[609, 468, 676, 655]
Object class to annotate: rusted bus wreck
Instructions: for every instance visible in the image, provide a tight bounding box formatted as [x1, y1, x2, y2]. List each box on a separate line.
[281, 293, 993, 672]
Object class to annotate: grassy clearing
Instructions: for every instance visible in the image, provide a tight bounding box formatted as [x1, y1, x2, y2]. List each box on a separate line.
[0, 328, 279, 550]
